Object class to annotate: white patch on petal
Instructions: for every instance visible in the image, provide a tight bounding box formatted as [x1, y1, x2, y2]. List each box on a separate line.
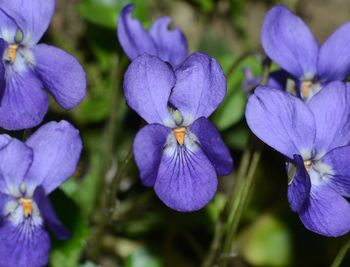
[4, 198, 42, 227]
[164, 128, 200, 157]
[309, 162, 333, 186]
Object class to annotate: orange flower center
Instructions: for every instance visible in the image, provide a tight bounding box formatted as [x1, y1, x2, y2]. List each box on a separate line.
[19, 198, 33, 217]
[173, 127, 187, 146]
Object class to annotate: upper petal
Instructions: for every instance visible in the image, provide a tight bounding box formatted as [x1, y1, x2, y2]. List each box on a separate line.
[0, 139, 33, 196]
[32, 44, 87, 110]
[117, 4, 157, 60]
[261, 5, 319, 79]
[299, 184, 350, 237]
[318, 21, 350, 83]
[189, 117, 233, 176]
[0, 0, 55, 45]
[245, 86, 316, 159]
[149, 16, 188, 67]
[307, 81, 350, 156]
[133, 123, 170, 187]
[123, 54, 175, 126]
[0, 221, 50, 267]
[154, 139, 217, 212]
[0, 70, 48, 130]
[287, 155, 311, 212]
[170, 53, 226, 125]
[25, 121, 83, 194]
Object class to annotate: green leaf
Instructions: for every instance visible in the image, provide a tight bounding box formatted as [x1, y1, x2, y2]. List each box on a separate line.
[239, 214, 293, 267]
[124, 248, 163, 267]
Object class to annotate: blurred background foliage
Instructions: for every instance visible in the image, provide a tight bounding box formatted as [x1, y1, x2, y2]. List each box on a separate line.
[38, 0, 350, 266]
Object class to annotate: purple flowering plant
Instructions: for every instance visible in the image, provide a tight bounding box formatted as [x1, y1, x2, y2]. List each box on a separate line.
[246, 81, 350, 237]
[0, 121, 82, 267]
[262, 5, 350, 100]
[117, 4, 188, 67]
[0, 0, 86, 130]
[124, 53, 233, 211]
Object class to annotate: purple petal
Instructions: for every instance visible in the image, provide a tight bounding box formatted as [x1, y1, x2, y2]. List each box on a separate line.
[321, 145, 350, 196]
[32, 44, 86, 109]
[0, 10, 17, 44]
[299, 184, 350, 237]
[0, 139, 33, 195]
[154, 144, 217, 212]
[33, 186, 70, 240]
[287, 155, 311, 212]
[189, 117, 233, 176]
[245, 86, 315, 159]
[268, 70, 288, 90]
[123, 54, 175, 125]
[318, 22, 350, 82]
[25, 121, 83, 194]
[0, 0, 55, 45]
[149, 16, 188, 67]
[0, 193, 11, 219]
[0, 221, 50, 267]
[170, 53, 226, 125]
[308, 81, 350, 155]
[261, 5, 319, 79]
[133, 124, 170, 187]
[0, 70, 48, 130]
[117, 4, 157, 60]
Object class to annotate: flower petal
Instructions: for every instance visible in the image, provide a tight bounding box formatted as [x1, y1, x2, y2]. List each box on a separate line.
[170, 53, 226, 125]
[25, 121, 83, 194]
[245, 86, 315, 159]
[299, 184, 350, 237]
[133, 124, 170, 187]
[117, 4, 157, 60]
[0, 0, 55, 45]
[33, 186, 70, 240]
[307, 81, 350, 156]
[32, 44, 86, 109]
[154, 142, 217, 212]
[149, 16, 188, 67]
[0, 221, 50, 267]
[0, 139, 33, 196]
[261, 5, 319, 79]
[318, 22, 350, 83]
[321, 145, 350, 196]
[189, 117, 233, 176]
[0, 10, 17, 43]
[287, 155, 311, 212]
[123, 54, 175, 125]
[0, 70, 48, 130]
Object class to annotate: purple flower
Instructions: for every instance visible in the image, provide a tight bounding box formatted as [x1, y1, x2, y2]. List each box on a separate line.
[262, 5, 350, 100]
[0, 0, 86, 130]
[117, 4, 189, 67]
[246, 81, 350, 237]
[124, 53, 233, 212]
[0, 121, 82, 266]
[243, 68, 288, 95]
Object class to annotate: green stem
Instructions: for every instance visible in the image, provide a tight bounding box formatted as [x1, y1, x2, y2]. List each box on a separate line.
[330, 237, 350, 267]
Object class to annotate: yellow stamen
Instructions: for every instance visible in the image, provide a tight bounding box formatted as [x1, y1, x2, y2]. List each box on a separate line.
[19, 198, 33, 217]
[173, 127, 187, 146]
[8, 44, 18, 64]
[304, 160, 312, 171]
[301, 81, 313, 99]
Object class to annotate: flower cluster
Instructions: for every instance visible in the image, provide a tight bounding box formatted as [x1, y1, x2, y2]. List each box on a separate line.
[246, 5, 350, 237]
[0, 0, 85, 266]
[118, 4, 233, 212]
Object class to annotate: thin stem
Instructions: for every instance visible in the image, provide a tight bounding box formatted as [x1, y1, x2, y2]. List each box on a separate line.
[330, 237, 350, 267]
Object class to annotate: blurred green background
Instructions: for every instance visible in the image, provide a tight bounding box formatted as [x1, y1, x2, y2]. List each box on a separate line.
[38, 0, 350, 266]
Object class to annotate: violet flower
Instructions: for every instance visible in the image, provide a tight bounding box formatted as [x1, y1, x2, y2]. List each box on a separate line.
[117, 4, 188, 67]
[262, 5, 350, 100]
[243, 68, 287, 95]
[0, 121, 82, 266]
[246, 81, 350, 237]
[124, 53, 233, 212]
[0, 0, 86, 130]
